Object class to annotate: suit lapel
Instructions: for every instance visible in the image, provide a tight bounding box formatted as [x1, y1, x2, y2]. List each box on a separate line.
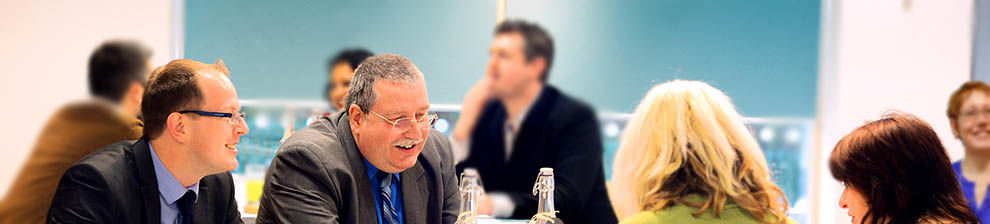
[132, 137, 162, 224]
[508, 86, 557, 165]
[194, 186, 213, 224]
[488, 102, 509, 167]
[335, 112, 379, 223]
[401, 162, 428, 224]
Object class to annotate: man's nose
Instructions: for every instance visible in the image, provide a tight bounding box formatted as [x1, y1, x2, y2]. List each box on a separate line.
[405, 124, 424, 138]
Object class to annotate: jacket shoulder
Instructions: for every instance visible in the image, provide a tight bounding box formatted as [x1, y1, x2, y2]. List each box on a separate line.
[548, 88, 597, 119]
[420, 130, 454, 167]
[277, 118, 349, 165]
[71, 140, 138, 179]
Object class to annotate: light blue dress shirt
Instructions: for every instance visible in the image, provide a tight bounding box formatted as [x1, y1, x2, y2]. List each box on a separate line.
[149, 143, 200, 224]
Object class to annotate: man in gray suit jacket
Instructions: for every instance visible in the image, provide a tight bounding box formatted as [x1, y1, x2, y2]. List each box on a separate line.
[256, 54, 459, 224]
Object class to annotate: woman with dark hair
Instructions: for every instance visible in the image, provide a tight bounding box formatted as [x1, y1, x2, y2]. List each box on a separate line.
[325, 48, 373, 111]
[830, 113, 978, 224]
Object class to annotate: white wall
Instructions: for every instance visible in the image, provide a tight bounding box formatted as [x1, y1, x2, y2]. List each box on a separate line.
[0, 0, 174, 195]
[814, 0, 974, 223]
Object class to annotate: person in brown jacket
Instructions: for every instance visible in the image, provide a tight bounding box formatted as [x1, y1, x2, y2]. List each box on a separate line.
[0, 40, 151, 224]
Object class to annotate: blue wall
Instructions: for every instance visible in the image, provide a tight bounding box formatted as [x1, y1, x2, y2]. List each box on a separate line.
[974, 0, 990, 82]
[186, 0, 819, 117]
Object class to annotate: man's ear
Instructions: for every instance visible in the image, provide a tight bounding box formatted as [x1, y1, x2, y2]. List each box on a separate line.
[128, 81, 144, 105]
[527, 56, 547, 81]
[951, 118, 961, 139]
[348, 104, 364, 136]
[166, 112, 189, 143]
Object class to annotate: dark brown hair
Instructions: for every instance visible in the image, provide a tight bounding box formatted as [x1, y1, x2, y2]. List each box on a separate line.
[324, 48, 373, 100]
[829, 113, 978, 224]
[141, 59, 229, 139]
[88, 40, 152, 102]
[495, 19, 554, 82]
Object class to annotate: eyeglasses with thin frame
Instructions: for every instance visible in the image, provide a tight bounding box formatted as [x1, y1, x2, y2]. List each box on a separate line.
[368, 110, 438, 133]
[960, 107, 990, 120]
[178, 110, 246, 126]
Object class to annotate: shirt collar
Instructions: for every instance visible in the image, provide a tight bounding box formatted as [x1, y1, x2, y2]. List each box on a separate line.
[149, 142, 200, 204]
[506, 88, 542, 133]
[363, 157, 400, 184]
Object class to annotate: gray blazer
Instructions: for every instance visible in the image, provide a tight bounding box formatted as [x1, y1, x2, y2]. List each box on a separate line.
[255, 111, 459, 224]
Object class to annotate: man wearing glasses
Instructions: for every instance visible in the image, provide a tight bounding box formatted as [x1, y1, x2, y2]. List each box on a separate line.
[256, 54, 458, 224]
[47, 59, 247, 224]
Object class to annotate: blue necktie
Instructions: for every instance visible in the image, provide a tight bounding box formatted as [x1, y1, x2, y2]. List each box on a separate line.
[377, 171, 399, 224]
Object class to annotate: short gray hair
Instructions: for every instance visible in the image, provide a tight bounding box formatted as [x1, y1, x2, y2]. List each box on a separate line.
[344, 54, 424, 113]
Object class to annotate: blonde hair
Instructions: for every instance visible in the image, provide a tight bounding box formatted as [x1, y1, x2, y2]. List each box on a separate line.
[609, 80, 788, 223]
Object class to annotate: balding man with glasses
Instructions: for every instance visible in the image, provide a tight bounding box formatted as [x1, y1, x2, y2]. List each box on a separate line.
[47, 59, 248, 224]
[256, 54, 459, 224]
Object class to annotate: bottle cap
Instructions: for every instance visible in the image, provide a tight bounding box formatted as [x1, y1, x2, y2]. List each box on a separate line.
[464, 168, 479, 177]
[539, 167, 553, 175]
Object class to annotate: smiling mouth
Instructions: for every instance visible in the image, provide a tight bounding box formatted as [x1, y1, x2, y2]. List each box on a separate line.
[395, 143, 415, 150]
[392, 137, 424, 152]
[224, 143, 237, 151]
[393, 139, 422, 151]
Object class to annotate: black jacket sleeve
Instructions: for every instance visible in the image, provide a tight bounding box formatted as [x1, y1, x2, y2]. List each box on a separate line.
[46, 164, 114, 224]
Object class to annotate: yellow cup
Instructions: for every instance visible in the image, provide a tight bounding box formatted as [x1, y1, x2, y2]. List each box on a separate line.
[246, 180, 264, 203]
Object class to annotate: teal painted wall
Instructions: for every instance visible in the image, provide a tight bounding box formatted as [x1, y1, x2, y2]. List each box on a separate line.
[185, 0, 819, 117]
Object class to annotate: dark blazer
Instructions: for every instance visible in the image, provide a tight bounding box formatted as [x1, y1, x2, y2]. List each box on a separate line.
[46, 137, 242, 224]
[255, 111, 459, 224]
[456, 86, 618, 224]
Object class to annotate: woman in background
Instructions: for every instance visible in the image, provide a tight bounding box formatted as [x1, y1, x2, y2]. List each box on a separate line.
[947, 81, 990, 222]
[325, 48, 373, 112]
[830, 113, 978, 223]
[610, 80, 792, 223]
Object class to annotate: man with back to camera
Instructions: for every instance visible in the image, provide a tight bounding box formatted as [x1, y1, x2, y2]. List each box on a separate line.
[0, 40, 150, 224]
[256, 54, 459, 223]
[452, 19, 619, 223]
[47, 59, 248, 224]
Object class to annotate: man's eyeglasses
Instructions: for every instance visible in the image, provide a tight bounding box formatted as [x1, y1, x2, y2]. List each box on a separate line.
[178, 110, 246, 126]
[368, 110, 438, 133]
[960, 108, 990, 120]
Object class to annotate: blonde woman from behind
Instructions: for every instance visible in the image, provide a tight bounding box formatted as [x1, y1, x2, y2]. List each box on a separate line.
[610, 80, 793, 224]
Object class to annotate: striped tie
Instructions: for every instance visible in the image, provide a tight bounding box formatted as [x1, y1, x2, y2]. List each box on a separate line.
[377, 171, 399, 224]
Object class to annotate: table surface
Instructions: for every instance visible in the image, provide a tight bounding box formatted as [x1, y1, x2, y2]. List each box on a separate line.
[240, 213, 533, 224]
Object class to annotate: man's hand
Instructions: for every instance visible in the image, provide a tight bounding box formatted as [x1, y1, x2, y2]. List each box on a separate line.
[452, 75, 494, 141]
[476, 194, 495, 216]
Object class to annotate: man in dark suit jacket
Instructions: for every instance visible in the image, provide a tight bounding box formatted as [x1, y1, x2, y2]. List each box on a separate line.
[452, 20, 618, 223]
[256, 54, 459, 224]
[47, 59, 247, 224]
